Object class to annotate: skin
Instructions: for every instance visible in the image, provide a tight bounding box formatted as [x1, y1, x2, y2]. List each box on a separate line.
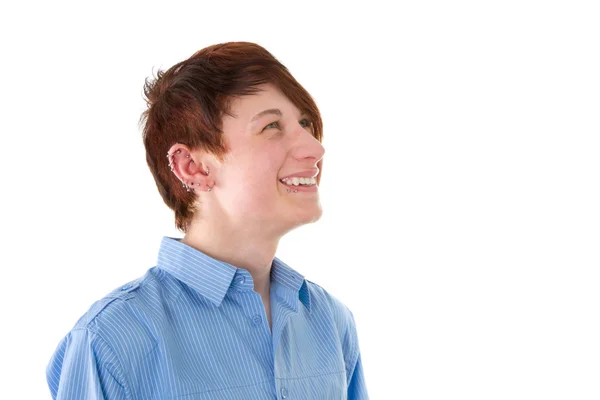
[168, 83, 325, 332]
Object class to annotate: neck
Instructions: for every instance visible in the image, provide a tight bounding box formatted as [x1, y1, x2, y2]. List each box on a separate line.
[182, 216, 281, 299]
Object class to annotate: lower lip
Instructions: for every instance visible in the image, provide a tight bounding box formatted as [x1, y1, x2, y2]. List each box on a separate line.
[279, 180, 319, 192]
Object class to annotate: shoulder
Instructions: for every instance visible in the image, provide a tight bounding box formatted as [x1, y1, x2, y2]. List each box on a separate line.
[304, 279, 356, 334]
[47, 268, 178, 396]
[304, 279, 361, 380]
[305, 279, 354, 316]
[73, 271, 148, 328]
[68, 267, 168, 355]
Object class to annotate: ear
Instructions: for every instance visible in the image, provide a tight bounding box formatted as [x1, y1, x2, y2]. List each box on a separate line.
[167, 144, 215, 192]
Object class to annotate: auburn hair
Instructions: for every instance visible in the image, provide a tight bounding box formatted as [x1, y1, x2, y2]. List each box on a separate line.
[139, 42, 324, 233]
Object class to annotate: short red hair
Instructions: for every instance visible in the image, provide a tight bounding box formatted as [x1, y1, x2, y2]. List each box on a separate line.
[139, 42, 324, 232]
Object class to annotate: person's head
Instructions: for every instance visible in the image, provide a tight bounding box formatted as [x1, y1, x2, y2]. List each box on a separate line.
[140, 42, 325, 239]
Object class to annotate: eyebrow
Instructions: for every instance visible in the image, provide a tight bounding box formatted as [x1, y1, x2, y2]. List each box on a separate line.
[250, 108, 282, 123]
[249, 108, 309, 124]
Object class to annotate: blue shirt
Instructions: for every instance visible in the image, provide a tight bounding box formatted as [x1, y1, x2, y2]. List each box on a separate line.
[47, 236, 368, 399]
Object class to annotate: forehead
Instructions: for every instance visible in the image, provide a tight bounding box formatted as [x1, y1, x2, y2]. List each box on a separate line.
[224, 83, 299, 126]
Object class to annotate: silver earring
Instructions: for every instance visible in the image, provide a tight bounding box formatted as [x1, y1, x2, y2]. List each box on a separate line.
[167, 153, 175, 170]
[204, 166, 212, 191]
[167, 151, 208, 193]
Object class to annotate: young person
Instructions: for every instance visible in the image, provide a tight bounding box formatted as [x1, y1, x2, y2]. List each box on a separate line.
[47, 41, 368, 399]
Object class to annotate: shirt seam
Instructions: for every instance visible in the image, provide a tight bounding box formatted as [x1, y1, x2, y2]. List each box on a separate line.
[176, 369, 345, 398]
[78, 327, 134, 400]
[175, 378, 272, 398]
[345, 310, 360, 385]
[156, 267, 186, 305]
[279, 369, 346, 381]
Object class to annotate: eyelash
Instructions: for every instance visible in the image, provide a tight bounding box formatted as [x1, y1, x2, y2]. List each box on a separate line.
[263, 118, 313, 131]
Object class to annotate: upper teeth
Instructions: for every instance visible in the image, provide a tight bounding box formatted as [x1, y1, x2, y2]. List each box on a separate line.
[281, 177, 316, 186]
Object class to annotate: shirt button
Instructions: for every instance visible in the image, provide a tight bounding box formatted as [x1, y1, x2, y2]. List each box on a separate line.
[121, 284, 131, 291]
[252, 315, 262, 324]
[281, 387, 288, 398]
[236, 276, 245, 284]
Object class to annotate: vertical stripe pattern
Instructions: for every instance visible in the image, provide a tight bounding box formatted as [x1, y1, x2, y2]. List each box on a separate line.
[47, 236, 369, 399]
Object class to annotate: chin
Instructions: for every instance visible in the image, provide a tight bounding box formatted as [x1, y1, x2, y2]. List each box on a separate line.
[297, 208, 323, 225]
[279, 211, 319, 233]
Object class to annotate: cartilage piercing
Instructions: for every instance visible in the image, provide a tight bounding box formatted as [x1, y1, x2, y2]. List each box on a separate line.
[167, 149, 213, 192]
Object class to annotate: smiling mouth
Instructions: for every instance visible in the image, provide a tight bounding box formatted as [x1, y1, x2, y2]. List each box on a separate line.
[278, 178, 319, 193]
[279, 176, 317, 187]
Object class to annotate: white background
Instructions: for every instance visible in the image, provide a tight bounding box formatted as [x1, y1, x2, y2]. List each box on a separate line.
[1, 0, 599, 398]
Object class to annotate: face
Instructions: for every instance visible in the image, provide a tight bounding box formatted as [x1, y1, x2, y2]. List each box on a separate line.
[210, 83, 325, 237]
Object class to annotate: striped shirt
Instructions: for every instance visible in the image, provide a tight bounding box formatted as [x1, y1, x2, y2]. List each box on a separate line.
[46, 236, 368, 399]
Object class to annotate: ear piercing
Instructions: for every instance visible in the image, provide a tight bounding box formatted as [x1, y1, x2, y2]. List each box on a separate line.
[166, 149, 213, 192]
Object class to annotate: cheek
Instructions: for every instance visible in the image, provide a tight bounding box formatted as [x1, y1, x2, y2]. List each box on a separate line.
[226, 172, 277, 210]
[261, 143, 286, 170]
[223, 144, 286, 209]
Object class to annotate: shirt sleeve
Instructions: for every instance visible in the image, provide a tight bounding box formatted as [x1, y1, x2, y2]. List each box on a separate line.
[46, 328, 130, 400]
[346, 310, 369, 400]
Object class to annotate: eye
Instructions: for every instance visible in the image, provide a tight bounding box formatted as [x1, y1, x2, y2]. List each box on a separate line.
[262, 118, 313, 131]
[300, 117, 313, 129]
[263, 121, 280, 131]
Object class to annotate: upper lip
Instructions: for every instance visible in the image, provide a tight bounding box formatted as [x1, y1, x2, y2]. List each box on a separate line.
[279, 169, 319, 180]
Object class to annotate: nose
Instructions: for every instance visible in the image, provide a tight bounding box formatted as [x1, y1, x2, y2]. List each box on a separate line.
[289, 122, 325, 185]
[292, 122, 325, 163]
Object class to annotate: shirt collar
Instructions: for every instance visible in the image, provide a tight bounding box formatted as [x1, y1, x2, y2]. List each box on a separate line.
[156, 236, 311, 312]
